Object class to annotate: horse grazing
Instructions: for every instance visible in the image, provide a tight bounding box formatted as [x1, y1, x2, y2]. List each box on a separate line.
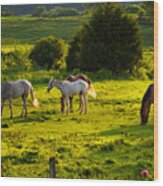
[140, 83, 154, 125]
[1, 79, 39, 119]
[61, 73, 93, 113]
[47, 78, 96, 115]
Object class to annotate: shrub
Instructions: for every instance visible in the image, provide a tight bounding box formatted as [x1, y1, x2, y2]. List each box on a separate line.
[67, 3, 143, 76]
[1, 48, 32, 74]
[48, 7, 80, 17]
[32, 6, 47, 17]
[29, 36, 67, 70]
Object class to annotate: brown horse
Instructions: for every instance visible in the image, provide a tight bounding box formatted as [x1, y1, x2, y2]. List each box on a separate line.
[140, 83, 154, 125]
[1, 79, 39, 119]
[61, 73, 93, 113]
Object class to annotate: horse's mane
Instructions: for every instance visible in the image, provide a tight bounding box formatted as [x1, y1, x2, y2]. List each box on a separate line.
[66, 73, 91, 84]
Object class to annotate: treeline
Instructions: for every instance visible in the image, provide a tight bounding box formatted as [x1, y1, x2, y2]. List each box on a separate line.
[1, 4, 84, 16]
[32, 6, 80, 18]
[2, 1, 154, 24]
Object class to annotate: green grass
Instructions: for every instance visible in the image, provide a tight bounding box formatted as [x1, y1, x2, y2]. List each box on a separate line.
[1, 15, 89, 45]
[1, 15, 153, 49]
[1, 79, 154, 180]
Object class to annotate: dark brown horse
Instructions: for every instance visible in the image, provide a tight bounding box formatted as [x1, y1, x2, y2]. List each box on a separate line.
[61, 73, 92, 113]
[140, 83, 154, 125]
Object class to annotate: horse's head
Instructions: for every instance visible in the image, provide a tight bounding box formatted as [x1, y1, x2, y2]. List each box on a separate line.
[47, 77, 55, 92]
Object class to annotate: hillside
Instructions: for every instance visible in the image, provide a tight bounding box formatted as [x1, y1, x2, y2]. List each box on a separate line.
[2, 4, 85, 16]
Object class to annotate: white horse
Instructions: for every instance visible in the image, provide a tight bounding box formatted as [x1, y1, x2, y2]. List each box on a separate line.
[1, 79, 39, 118]
[47, 78, 96, 115]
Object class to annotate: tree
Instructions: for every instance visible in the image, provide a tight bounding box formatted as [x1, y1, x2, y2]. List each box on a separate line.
[141, 1, 154, 24]
[29, 36, 67, 70]
[1, 7, 14, 16]
[32, 6, 47, 17]
[67, 3, 143, 75]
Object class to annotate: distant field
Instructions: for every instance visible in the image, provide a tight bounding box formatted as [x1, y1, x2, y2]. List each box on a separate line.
[1, 16, 89, 46]
[1, 80, 154, 180]
[1, 15, 153, 48]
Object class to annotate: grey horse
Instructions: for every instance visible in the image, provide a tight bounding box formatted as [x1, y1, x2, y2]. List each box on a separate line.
[1, 79, 39, 119]
[61, 74, 92, 113]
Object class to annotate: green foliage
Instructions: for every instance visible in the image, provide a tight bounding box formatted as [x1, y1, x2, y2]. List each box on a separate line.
[133, 48, 154, 80]
[32, 6, 80, 18]
[32, 6, 47, 17]
[126, 4, 145, 14]
[1, 8, 14, 16]
[67, 3, 143, 75]
[29, 36, 67, 70]
[140, 2, 154, 24]
[1, 47, 32, 75]
[48, 7, 80, 17]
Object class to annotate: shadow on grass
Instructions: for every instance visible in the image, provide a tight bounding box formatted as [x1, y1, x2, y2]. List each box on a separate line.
[1, 111, 55, 125]
[100, 123, 154, 137]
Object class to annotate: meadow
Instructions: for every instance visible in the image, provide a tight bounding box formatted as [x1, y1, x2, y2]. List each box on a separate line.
[1, 15, 153, 48]
[1, 12, 154, 180]
[1, 80, 154, 180]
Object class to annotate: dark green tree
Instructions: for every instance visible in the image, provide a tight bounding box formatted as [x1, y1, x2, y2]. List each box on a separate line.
[29, 36, 67, 70]
[32, 6, 47, 17]
[141, 1, 154, 24]
[67, 3, 143, 75]
[1, 7, 14, 16]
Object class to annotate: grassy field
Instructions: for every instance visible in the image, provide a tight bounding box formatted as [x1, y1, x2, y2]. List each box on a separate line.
[1, 9, 154, 180]
[1, 79, 154, 180]
[1, 16, 89, 46]
[1, 15, 153, 48]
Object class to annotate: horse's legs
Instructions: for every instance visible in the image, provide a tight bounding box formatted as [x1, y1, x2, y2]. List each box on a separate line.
[83, 94, 88, 114]
[70, 96, 73, 113]
[140, 101, 151, 125]
[1, 98, 5, 116]
[65, 95, 70, 115]
[61, 96, 65, 113]
[9, 98, 13, 119]
[78, 94, 82, 111]
[79, 95, 84, 114]
[23, 96, 28, 117]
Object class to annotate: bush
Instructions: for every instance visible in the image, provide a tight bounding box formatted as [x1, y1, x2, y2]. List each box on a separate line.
[32, 6, 47, 17]
[1, 7, 15, 16]
[67, 3, 143, 76]
[48, 7, 80, 17]
[29, 36, 67, 70]
[1, 48, 32, 74]
[133, 49, 154, 80]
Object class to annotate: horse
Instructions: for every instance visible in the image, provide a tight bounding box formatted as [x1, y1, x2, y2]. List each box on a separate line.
[60, 73, 93, 113]
[140, 83, 154, 125]
[1, 79, 39, 119]
[47, 78, 96, 115]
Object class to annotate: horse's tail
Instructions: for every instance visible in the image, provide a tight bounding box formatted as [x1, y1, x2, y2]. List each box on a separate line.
[29, 86, 39, 107]
[87, 83, 96, 98]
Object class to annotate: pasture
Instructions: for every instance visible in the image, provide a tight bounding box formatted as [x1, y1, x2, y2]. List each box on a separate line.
[1, 5, 154, 180]
[1, 79, 154, 180]
[1, 15, 153, 48]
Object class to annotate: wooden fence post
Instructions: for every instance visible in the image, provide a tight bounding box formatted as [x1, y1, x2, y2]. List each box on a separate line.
[49, 157, 56, 178]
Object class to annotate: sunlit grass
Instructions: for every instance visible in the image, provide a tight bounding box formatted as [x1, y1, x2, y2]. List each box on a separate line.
[1, 79, 154, 180]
